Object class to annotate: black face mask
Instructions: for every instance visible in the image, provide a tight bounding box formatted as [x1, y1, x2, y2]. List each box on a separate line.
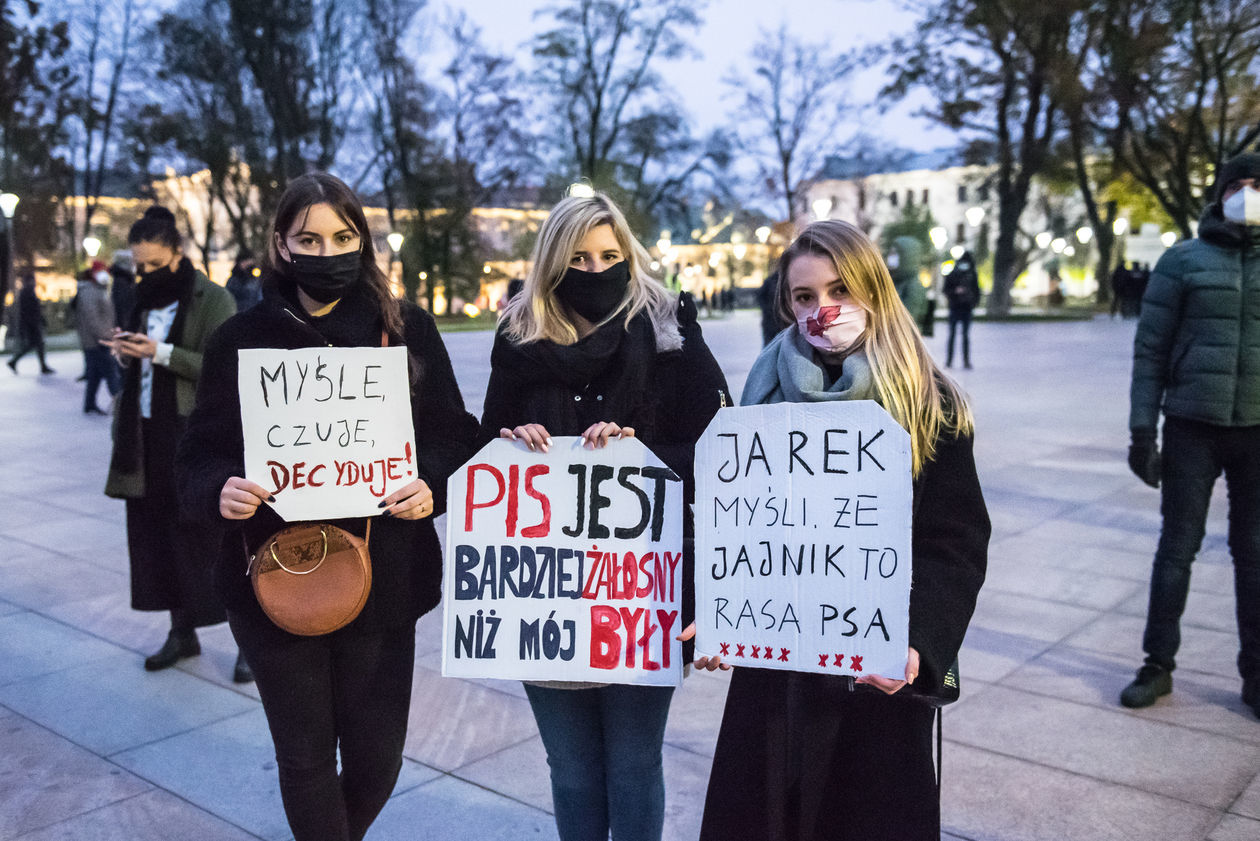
[286, 250, 362, 303]
[555, 261, 631, 323]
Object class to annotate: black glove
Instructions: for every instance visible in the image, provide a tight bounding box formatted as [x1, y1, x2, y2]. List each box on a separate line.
[1128, 429, 1161, 488]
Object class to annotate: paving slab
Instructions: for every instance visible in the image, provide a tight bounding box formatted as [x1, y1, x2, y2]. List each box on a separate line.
[0, 651, 258, 756]
[9, 789, 262, 841]
[0, 707, 152, 841]
[946, 685, 1260, 809]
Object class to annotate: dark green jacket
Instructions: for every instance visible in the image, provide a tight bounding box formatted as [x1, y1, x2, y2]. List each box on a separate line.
[890, 236, 928, 322]
[1130, 204, 1260, 432]
[105, 271, 236, 498]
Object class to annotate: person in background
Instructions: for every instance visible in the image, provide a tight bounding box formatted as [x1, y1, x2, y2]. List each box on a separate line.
[697, 220, 989, 841]
[76, 260, 120, 414]
[481, 191, 729, 841]
[887, 235, 927, 327]
[100, 206, 245, 680]
[176, 172, 480, 841]
[110, 252, 136, 330]
[7, 272, 54, 374]
[758, 270, 784, 346]
[1122, 152, 1260, 719]
[944, 249, 981, 368]
[225, 247, 263, 312]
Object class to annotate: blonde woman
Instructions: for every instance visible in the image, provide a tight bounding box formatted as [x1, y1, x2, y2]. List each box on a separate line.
[697, 220, 990, 841]
[480, 192, 730, 841]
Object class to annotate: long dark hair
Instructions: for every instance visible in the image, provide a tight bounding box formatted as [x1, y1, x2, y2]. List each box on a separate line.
[267, 172, 403, 339]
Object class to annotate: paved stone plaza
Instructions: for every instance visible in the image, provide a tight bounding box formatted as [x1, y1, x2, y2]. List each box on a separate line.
[2, 311, 1258, 841]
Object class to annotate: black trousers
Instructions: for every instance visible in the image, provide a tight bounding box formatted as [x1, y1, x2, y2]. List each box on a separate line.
[229, 608, 417, 841]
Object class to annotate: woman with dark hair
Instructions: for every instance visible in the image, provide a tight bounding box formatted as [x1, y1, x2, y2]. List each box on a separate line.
[175, 172, 480, 841]
[697, 220, 989, 841]
[481, 190, 730, 841]
[101, 206, 244, 678]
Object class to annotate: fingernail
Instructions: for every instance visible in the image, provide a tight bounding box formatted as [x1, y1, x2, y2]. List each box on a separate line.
[545, 437, 553, 445]
[268, 496, 276, 503]
[381, 510, 393, 518]
[378, 500, 389, 508]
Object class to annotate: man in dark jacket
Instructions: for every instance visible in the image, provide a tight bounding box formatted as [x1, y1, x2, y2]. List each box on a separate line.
[1123, 152, 1260, 718]
[7, 272, 54, 374]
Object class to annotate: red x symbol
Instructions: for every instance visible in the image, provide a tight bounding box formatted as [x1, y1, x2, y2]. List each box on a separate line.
[763, 644, 774, 660]
[850, 655, 863, 672]
[818, 654, 828, 667]
[735, 644, 746, 657]
[778, 648, 790, 662]
[833, 654, 844, 667]
[751, 645, 761, 659]
[719, 642, 730, 656]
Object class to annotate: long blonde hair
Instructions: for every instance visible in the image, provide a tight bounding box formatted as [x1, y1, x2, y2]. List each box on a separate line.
[501, 193, 681, 350]
[777, 220, 974, 475]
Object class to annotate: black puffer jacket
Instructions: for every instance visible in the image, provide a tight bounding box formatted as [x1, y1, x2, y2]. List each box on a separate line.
[1131, 203, 1260, 431]
[176, 279, 480, 629]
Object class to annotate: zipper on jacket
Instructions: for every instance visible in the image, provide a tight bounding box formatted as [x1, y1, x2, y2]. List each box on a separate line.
[719, 389, 727, 408]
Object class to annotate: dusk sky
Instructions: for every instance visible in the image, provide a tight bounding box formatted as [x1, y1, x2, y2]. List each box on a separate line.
[460, 0, 955, 151]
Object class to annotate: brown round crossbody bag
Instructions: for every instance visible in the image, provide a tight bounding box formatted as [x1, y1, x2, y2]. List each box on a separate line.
[248, 520, 372, 636]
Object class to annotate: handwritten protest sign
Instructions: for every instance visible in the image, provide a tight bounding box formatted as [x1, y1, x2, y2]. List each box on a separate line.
[693, 401, 912, 680]
[238, 347, 416, 522]
[443, 437, 684, 686]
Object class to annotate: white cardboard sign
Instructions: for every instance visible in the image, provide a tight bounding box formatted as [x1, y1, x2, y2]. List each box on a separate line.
[443, 437, 684, 686]
[238, 346, 416, 522]
[694, 401, 912, 679]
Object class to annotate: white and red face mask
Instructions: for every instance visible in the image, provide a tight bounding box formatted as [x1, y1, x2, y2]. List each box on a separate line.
[796, 303, 866, 353]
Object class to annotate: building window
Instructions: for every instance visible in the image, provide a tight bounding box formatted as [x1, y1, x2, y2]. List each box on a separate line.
[958, 184, 968, 202]
[922, 189, 930, 205]
[956, 223, 966, 243]
[889, 191, 898, 207]
[906, 189, 915, 206]
[858, 189, 866, 211]
[978, 184, 990, 201]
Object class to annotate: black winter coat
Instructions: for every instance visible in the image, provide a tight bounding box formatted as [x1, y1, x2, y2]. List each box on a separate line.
[175, 280, 481, 630]
[479, 293, 731, 654]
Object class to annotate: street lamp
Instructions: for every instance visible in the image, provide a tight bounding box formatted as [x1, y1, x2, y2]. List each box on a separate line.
[1050, 237, 1067, 254]
[386, 232, 404, 254]
[964, 206, 986, 227]
[0, 192, 16, 332]
[755, 226, 771, 245]
[1075, 226, 1093, 245]
[929, 226, 948, 249]
[1112, 217, 1129, 236]
[950, 245, 965, 259]
[0, 193, 17, 220]
[568, 182, 595, 198]
[83, 237, 102, 258]
[1160, 231, 1177, 248]
[811, 198, 833, 221]
[1035, 231, 1053, 249]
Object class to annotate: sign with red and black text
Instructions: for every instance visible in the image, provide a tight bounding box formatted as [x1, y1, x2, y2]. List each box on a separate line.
[443, 438, 684, 686]
[694, 401, 912, 680]
[238, 346, 416, 522]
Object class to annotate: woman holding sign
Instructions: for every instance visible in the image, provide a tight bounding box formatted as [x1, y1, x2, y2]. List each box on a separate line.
[696, 220, 990, 841]
[175, 173, 480, 841]
[100, 206, 243, 678]
[480, 191, 730, 841]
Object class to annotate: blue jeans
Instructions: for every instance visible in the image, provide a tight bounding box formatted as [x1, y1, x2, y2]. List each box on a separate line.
[525, 683, 675, 841]
[1143, 417, 1260, 680]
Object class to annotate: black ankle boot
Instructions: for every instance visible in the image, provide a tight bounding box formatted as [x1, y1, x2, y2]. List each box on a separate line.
[1120, 664, 1172, 708]
[1244, 678, 1260, 720]
[233, 652, 254, 684]
[144, 629, 200, 671]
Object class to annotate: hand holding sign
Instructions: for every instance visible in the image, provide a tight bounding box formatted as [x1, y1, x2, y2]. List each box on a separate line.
[693, 401, 913, 681]
[238, 346, 416, 521]
[444, 437, 684, 685]
[219, 477, 276, 520]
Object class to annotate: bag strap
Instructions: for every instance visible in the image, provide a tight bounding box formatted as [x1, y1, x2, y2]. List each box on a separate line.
[935, 706, 943, 795]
